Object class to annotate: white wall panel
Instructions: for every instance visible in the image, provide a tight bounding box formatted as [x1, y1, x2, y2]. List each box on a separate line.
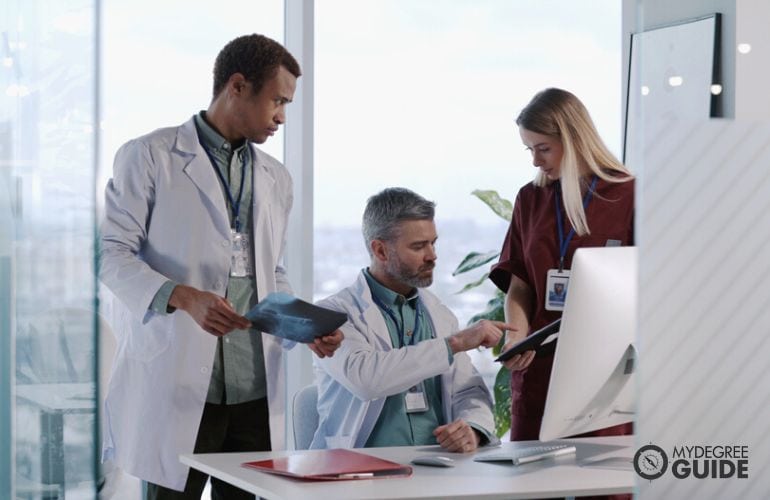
[637, 118, 770, 498]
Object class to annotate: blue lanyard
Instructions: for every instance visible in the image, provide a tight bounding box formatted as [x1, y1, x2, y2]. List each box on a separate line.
[201, 145, 247, 232]
[371, 293, 421, 347]
[554, 175, 598, 271]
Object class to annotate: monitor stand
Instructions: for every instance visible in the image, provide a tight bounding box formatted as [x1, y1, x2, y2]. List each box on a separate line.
[576, 343, 637, 422]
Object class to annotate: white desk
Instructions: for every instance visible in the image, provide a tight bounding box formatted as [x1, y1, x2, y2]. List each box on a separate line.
[181, 435, 635, 499]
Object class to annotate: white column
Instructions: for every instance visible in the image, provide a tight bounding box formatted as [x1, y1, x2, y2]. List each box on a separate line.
[283, 0, 315, 449]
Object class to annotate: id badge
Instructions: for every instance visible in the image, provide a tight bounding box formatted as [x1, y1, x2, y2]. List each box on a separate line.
[545, 268, 570, 311]
[230, 229, 254, 277]
[405, 382, 429, 413]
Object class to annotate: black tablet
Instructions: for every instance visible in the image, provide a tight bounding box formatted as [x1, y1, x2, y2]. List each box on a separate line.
[495, 318, 561, 362]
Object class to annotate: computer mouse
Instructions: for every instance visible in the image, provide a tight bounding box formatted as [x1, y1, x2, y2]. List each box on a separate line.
[411, 455, 455, 468]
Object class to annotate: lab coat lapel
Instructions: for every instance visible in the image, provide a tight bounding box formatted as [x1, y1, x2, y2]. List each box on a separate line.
[353, 272, 399, 350]
[175, 119, 230, 234]
[251, 147, 276, 218]
[250, 145, 277, 299]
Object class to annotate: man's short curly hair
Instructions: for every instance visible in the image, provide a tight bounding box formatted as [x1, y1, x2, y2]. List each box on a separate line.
[212, 34, 301, 98]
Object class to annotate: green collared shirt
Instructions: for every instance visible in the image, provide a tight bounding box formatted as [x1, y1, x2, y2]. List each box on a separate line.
[362, 268, 446, 448]
[149, 111, 266, 404]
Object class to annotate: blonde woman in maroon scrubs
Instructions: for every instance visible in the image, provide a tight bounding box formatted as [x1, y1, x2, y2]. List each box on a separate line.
[489, 88, 635, 445]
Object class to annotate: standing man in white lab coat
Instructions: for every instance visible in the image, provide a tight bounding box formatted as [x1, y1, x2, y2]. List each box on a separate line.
[312, 188, 511, 451]
[100, 34, 342, 499]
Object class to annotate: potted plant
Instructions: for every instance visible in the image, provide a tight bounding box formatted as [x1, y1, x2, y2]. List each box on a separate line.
[452, 189, 513, 438]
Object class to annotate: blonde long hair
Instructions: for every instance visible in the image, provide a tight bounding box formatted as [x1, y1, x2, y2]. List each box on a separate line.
[516, 88, 633, 236]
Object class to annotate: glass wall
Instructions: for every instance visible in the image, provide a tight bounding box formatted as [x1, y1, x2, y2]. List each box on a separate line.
[1, 0, 100, 498]
[314, 0, 622, 391]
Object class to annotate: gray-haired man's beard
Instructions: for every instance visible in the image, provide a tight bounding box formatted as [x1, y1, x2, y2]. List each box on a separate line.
[384, 259, 435, 289]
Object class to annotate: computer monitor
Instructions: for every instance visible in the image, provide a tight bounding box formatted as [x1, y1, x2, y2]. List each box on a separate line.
[539, 246, 637, 442]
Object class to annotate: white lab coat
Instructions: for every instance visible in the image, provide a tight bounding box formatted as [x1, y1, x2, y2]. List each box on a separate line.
[99, 117, 294, 490]
[310, 271, 498, 449]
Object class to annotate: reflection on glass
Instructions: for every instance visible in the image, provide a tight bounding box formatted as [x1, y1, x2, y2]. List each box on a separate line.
[668, 75, 684, 87]
[1, 0, 98, 498]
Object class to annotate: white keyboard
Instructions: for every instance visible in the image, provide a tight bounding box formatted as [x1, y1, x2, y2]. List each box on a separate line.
[474, 444, 577, 465]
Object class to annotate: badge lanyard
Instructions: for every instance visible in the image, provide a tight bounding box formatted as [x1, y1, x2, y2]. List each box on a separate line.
[201, 144, 254, 277]
[554, 175, 598, 272]
[201, 146, 247, 232]
[545, 176, 598, 311]
[370, 293, 422, 348]
[371, 293, 429, 412]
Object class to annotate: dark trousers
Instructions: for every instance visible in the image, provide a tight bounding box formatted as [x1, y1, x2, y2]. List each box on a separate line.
[146, 398, 270, 500]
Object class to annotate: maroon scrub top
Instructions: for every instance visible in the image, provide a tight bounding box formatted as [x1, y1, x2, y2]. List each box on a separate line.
[489, 177, 635, 441]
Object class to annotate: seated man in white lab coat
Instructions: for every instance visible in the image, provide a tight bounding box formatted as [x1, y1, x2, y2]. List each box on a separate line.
[311, 187, 512, 452]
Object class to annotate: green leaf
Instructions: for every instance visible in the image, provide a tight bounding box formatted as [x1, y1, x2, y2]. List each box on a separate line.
[454, 189, 513, 438]
[493, 366, 512, 437]
[472, 189, 513, 222]
[467, 292, 505, 326]
[455, 272, 490, 294]
[452, 251, 499, 276]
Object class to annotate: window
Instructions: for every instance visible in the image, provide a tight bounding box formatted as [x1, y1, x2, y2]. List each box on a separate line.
[100, 0, 285, 191]
[1, 4, 623, 495]
[314, 0, 622, 389]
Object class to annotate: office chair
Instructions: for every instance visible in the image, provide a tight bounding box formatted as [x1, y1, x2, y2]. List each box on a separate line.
[292, 385, 319, 450]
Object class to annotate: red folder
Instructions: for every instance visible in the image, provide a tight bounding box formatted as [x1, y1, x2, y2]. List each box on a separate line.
[242, 448, 413, 481]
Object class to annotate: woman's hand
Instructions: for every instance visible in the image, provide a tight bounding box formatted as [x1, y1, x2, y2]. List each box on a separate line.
[501, 275, 535, 371]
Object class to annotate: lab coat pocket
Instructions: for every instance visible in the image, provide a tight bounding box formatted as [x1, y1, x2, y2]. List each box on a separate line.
[123, 309, 173, 362]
